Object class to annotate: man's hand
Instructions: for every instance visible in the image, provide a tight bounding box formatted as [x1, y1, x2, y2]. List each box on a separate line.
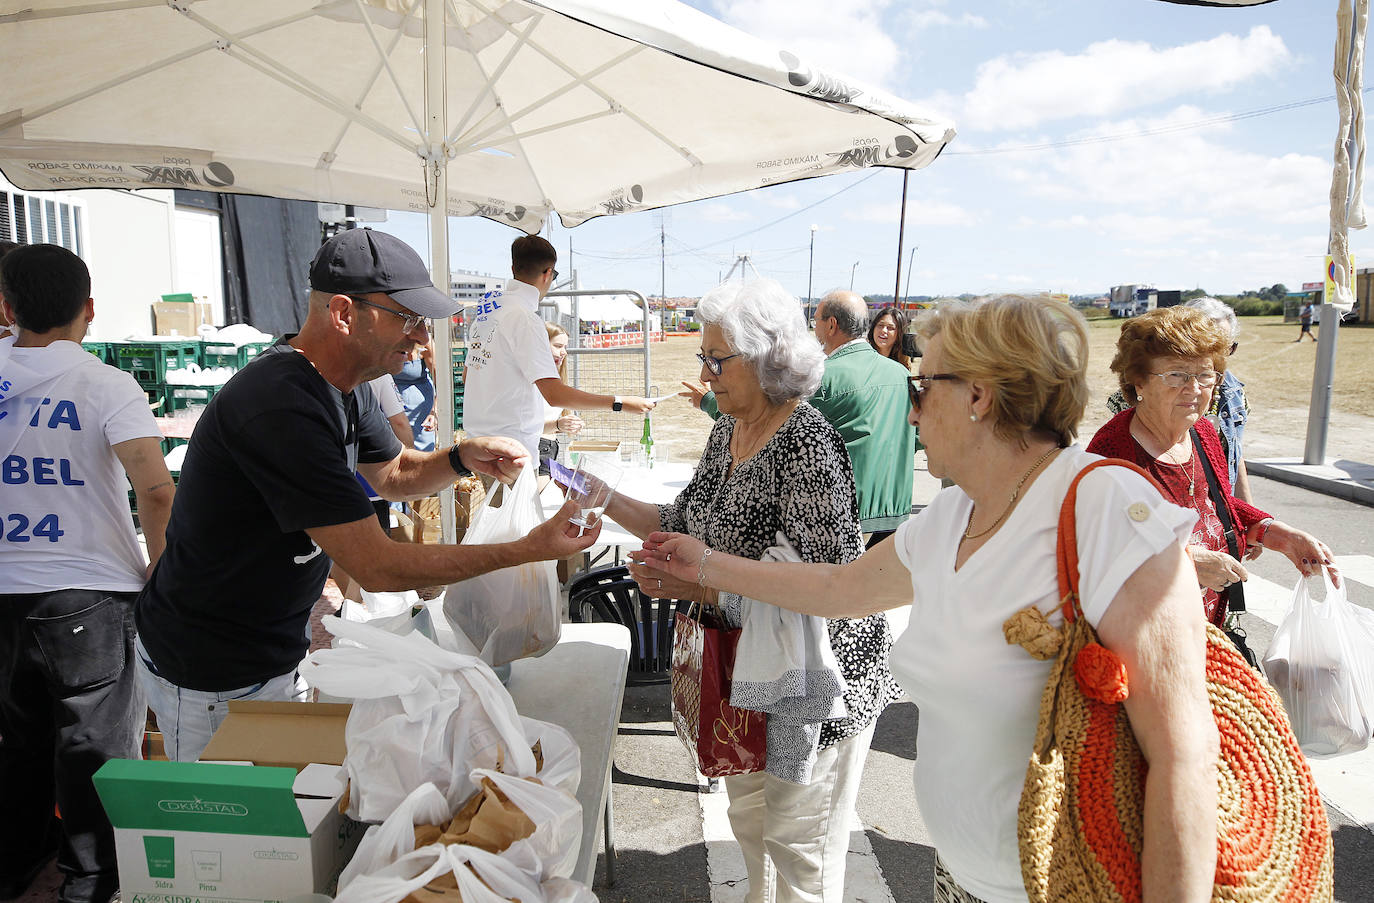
[679, 380, 707, 410]
[458, 436, 528, 483]
[525, 498, 603, 558]
[619, 396, 656, 415]
[421, 411, 438, 434]
[556, 414, 584, 435]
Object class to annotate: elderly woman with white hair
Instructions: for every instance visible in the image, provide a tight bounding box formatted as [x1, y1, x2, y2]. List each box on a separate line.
[605, 278, 898, 903]
[1185, 296, 1252, 503]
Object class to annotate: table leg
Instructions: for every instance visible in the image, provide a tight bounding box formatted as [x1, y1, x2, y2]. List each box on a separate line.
[603, 785, 617, 887]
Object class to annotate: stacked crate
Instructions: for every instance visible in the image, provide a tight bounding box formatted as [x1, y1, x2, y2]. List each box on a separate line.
[451, 344, 466, 430]
[198, 339, 272, 370]
[108, 340, 200, 414]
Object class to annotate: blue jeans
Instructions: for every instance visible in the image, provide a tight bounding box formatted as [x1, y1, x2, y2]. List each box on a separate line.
[0, 588, 144, 903]
[133, 637, 307, 762]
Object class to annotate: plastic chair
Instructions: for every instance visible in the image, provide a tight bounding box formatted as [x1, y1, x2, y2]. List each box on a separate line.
[567, 564, 692, 685]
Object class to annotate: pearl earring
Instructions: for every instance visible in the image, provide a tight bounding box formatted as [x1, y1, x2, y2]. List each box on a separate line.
[970, 414, 978, 422]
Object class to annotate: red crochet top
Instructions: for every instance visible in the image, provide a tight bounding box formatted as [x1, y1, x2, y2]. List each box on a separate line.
[1086, 409, 1270, 625]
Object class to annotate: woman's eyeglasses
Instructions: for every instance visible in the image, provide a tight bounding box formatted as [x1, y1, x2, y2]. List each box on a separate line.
[907, 373, 961, 410]
[349, 296, 431, 335]
[696, 351, 741, 376]
[1151, 370, 1218, 389]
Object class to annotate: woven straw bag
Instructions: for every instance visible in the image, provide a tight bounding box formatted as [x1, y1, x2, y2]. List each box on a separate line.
[1006, 459, 1333, 903]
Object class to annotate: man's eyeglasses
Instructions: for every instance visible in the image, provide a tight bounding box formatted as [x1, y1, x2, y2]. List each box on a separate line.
[1151, 370, 1218, 389]
[349, 296, 431, 335]
[907, 373, 961, 411]
[696, 351, 741, 376]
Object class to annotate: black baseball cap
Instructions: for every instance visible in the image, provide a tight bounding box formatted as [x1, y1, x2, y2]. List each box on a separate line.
[309, 228, 458, 318]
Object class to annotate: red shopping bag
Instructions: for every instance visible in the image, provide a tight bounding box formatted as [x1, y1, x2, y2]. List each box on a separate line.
[670, 604, 766, 777]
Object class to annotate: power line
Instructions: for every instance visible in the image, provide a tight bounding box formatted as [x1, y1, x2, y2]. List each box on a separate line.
[947, 89, 1368, 157]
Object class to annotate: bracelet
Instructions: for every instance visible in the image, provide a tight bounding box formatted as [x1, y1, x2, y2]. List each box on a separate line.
[1253, 518, 1274, 547]
[697, 547, 713, 587]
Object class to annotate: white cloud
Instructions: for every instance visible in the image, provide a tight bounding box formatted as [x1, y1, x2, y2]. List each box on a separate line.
[958, 26, 1291, 131]
[1003, 107, 1329, 227]
[759, 192, 801, 210]
[697, 202, 752, 223]
[711, 0, 900, 90]
[905, 10, 987, 30]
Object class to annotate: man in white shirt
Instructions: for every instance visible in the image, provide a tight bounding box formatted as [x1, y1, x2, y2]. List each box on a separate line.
[0, 243, 176, 903]
[463, 235, 655, 460]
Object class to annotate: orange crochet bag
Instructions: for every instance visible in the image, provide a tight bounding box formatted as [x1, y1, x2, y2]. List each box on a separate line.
[1006, 458, 1333, 903]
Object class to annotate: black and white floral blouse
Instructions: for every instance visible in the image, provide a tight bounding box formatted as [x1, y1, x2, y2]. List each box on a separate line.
[658, 401, 900, 748]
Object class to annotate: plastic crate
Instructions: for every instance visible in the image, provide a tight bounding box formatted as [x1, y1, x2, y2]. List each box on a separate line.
[162, 383, 223, 411]
[81, 342, 109, 363]
[199, 341, 241, 370]
[237, 341, 272, 367]
[111, 340, 199, 384]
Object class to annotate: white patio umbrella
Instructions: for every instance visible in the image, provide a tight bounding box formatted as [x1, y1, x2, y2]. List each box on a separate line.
[0, 0, 955, 536]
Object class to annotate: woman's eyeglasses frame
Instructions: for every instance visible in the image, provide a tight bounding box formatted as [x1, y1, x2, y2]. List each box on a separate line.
[907, 373, 961, 411]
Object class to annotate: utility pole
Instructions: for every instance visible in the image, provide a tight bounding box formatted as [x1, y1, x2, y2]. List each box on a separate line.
[807, 224, 818, 321]
[660, 218, 666, 305]
[850, 261, 859, 292]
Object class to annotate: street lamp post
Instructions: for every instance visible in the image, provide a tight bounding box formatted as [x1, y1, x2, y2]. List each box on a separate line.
[850, 261, 859, 292]
[807, 224, 817, 321]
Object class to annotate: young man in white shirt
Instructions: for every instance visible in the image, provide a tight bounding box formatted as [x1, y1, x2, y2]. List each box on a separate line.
[463, 235, 655, 461]
[0, 243, 176, 903]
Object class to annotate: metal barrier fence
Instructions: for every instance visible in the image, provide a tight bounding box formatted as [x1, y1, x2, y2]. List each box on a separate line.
[541, 289, 656, 448]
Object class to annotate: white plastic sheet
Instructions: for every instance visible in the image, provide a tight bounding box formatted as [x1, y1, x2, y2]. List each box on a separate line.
[1263, 573, 1374, 757]
[444, 465, 561, 666]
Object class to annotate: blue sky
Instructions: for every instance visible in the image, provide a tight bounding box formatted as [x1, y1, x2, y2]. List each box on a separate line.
[378, 0, 1356, 301]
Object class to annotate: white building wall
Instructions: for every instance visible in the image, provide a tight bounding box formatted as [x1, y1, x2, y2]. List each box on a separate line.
[81, 188, 177, 340]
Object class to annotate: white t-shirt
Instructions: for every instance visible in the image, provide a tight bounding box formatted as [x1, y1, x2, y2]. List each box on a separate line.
[0, 339, 163, 593]
[366, 373, 405, 419]
[888, 445, 1195, 903]
[462, 279, 559, 459]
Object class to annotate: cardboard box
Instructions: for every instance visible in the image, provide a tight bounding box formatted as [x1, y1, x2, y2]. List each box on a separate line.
[94, 702, 362, 903]
[409, 484, 485, 544]
[153, 301, 213, 337]
[567, 439, 622, 457]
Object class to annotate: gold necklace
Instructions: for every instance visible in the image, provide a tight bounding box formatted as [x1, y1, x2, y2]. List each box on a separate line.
[1163, 443, 1197, 498]
[964, 446, 1061, 541]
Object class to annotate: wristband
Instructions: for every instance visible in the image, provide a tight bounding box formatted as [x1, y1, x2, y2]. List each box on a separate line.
[1253, 518, 1274, 547]
[612, 395, 623, 412]
[448, 443, 472, 478]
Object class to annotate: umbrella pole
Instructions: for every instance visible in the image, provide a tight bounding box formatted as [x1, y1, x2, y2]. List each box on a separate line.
[893, 170, 908, 305]
[424, 0, 457, 542]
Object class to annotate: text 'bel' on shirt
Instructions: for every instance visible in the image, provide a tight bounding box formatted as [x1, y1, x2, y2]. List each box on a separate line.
[135, 341, 402, 692]
[461, 278, 560, 460]
[0, 337, 161, 593]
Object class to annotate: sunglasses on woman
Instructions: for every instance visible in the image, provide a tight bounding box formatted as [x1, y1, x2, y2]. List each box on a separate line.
[907, 373, 961, 411]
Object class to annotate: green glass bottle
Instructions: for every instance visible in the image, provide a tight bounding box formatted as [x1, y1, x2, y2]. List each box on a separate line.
[640, 413, 655, 468]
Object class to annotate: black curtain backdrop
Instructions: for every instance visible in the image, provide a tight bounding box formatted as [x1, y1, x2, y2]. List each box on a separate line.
[176, 191, 320, 333]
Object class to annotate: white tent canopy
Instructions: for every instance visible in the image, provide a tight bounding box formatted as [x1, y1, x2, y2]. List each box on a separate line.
[0, 0, 954, 233]
[555, 293, 645, 323]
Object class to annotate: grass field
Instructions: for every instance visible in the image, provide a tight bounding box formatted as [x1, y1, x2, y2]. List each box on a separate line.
[643, 315, 1374, 466]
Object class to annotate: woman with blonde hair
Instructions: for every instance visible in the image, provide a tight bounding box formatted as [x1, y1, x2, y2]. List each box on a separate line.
[537, 322, 583, 477]
[633, 295, 1221, 902]
[1086, 306, 1337, 643]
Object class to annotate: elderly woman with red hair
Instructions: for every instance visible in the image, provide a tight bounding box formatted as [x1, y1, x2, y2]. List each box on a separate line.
[1086, 307, 1338, 634]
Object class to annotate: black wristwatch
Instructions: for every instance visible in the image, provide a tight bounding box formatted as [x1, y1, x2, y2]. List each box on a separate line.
[448, 443, 472, 477]
[611, 395, 623, 412]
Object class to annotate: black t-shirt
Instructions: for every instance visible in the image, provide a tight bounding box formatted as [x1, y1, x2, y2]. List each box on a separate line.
[136, 341, 402, 691]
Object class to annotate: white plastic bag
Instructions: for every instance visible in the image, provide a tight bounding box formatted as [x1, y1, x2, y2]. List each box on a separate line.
[1263, 572, 1374, 757]
[444, 464, 560, 666]
[335, 843, 595, 903]
[302, 617, 536, 822]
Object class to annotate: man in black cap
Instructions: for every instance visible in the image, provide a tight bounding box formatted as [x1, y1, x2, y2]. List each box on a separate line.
[134, 229, 600, 762]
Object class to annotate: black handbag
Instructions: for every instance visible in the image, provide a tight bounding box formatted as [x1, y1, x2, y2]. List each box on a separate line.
[1190, 429, 1262, 670]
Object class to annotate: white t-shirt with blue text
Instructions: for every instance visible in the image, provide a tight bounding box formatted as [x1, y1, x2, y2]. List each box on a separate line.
[0, 339, 161, 593]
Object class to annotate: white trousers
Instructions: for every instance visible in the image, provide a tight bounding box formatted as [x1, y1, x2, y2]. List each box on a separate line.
[724, 720, 877, 903]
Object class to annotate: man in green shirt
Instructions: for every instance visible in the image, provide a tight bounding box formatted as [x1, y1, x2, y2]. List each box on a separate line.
[683, 290, 915, 537]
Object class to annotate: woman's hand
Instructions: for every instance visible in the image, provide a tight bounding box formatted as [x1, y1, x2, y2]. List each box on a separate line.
[1262, 521, 1341, 586]
[631, 532, 709, 588]
[421, 411, 437, 434]
[679, 380, 708, 410]
[556, 414, 584, 435]
[1188, 545, 1247, 594]
[627, 558, 707, 602]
